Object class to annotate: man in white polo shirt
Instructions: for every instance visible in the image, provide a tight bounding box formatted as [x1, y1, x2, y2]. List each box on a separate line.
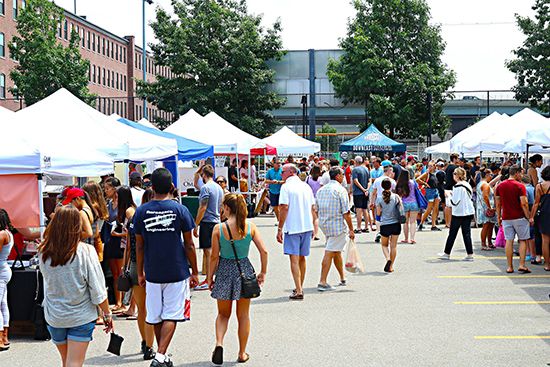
[277, 163, 317, 301]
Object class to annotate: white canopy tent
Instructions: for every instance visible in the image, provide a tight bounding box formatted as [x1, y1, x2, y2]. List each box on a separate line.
[261, 126, 320, 156]
[164, 109, 263, 155]
[450, 112, 511, 154]
[16, 89, 178, 162]
[500, 109, 550, 153]
[425, 141, 450, 154]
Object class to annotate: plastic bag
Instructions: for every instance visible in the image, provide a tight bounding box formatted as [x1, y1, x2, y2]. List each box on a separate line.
[345, 239, 365, 273]
[495, 226, 506, 248]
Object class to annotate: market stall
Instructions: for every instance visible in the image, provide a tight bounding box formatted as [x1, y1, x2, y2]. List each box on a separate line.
[261, 126, 320, 156]
[339, 124, 406, 153]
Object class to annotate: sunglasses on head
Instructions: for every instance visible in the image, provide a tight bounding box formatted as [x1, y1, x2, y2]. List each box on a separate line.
[216, 180, 225, 184]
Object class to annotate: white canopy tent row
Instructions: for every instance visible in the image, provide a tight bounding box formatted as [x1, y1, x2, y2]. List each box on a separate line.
[137, 118, 159, 130]
[499, 108, 550, 153]
[164, 109, 265, 155]
[261, 126, 320, 156]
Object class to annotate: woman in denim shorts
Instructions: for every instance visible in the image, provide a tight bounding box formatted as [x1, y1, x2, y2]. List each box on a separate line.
[396, 170, 419, 244]
[416, 162, 442, 231]
[39, 206, 113, 367]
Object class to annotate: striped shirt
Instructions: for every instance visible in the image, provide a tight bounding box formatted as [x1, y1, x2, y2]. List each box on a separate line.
[316, 180, 350, 237]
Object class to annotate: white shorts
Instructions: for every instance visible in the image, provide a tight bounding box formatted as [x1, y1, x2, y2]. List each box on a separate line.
[325, 232, 348, 252]
[146, 279, 191, 324]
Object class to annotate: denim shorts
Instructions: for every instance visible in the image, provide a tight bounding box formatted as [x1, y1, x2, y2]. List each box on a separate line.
[47, 321, 96, 345]
[425, 188, 439, 202]
[403, 201, 419, 213]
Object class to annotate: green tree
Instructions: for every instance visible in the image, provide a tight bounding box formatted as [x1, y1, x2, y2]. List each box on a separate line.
[138, 0, 285, 136]
[506, 0, 550, 114]
[8, 0, 94, 106]
[327, 0, 456, 139]
[315, 123, 340, 152]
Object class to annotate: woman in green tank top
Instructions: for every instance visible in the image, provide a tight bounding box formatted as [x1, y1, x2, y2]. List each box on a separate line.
[208, 194, 268, 365]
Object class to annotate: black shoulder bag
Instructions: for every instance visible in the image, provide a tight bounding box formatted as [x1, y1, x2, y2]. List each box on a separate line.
[224, 222, 261, 299]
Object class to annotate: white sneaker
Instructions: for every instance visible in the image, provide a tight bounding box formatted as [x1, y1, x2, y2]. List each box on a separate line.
[317, 283, 335, 292]
[463, 255, 474, 261]
[437, 252, 450, 260]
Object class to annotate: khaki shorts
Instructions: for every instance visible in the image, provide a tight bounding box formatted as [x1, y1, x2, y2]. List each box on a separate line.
[325, 232, 348, 252]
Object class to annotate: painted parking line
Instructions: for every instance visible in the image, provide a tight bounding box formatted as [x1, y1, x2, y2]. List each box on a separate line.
[428, 256, 516, 260]
[475, 336, 550, 340]
[455, 301, 550, 305]
[438, 275, 550, 279]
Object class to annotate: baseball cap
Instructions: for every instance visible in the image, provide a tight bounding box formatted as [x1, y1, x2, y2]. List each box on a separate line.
[62, 188, 85, 205]
[436, 161, 445, 167]
[381, 160, 392, 167]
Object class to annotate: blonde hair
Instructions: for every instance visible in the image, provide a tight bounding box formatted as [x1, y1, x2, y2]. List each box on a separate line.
[223, 194, 248, 237]
[454, 167, 467, 181]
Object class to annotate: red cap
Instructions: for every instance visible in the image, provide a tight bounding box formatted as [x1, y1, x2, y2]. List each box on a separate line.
[62, 188, 85, 205]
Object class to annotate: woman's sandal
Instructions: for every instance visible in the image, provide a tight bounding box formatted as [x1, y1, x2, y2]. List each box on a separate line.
[212, 346, 223, 365]
[400, 240, 409, 244]
[518, 268, 531, 274]
[532, 259, 543, 265]
[238, 353, 250, 363]
[506, 269, 514, 274]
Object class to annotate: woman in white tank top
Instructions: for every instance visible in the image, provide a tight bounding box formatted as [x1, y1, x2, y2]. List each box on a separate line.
[0, 209, 15, 351]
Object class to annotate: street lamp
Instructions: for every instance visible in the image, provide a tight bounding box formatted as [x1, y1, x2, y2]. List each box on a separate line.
[142, 0, 153, 120]
[301, 95, 307, 137]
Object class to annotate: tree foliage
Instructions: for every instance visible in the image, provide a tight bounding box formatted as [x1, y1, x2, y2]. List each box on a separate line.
[315, 123, 340, 152]
[138, 0, 285, 136]
[327, 0, 456, 139]
[506, 0, 550, 114]
[9, 0, 94, 106]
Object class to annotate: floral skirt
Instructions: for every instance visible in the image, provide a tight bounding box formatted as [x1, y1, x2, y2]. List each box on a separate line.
[211, 257, 255, 301]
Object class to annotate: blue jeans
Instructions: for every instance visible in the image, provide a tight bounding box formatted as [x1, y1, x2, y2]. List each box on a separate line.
[47, 321, 96, 345]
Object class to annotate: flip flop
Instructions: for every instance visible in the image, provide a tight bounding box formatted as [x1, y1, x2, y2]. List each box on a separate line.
[384, 260, 392, 273]
[506, 269, 514, 274]
[518, 268, 531, 274]
[409, 240, 416, 244]
[238, 353, 250, 363]
[400, 240, 409, 244]
[212, 346, 223, 365]
[544, 268, 550, 272]
[481, 247, 491, 251]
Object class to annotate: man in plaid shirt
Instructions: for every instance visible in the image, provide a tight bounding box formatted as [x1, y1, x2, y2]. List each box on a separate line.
[316, 167, 355, 291]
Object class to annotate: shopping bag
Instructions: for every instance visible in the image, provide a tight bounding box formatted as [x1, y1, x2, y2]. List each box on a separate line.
[495, 226, 506, 248]
[414, 182, 428, 210]
[345, 239, 365, 273]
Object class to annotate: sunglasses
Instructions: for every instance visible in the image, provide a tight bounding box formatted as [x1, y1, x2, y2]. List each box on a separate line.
[216, 180, 226, 184]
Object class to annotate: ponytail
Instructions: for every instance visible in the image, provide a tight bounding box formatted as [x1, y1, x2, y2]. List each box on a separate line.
[381, 178, 392, 204]
[223, 193, 248, 237]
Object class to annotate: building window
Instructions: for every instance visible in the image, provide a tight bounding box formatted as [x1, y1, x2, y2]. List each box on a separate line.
[0, 0, 4, 15]
[12, 0, 17, 19]
[63, 20, 68, 39]
[0, 33, 4, 58]
[0, 74, 5, 99]
[92, 33, 96, 52]
[111, 71, 114, 88]
[116, 73, 119, 90]
[102, 38, 105, 55]
[81, 29, 85, 47]
[92, 65, 96, 83]
[87, 31, 90, 48]
[123, 49, 126, 63]
[123, 75, 126, 91]
[115, 44, 118, 61]
[102, 67, 105, 85]
[107, 69, 110, 87]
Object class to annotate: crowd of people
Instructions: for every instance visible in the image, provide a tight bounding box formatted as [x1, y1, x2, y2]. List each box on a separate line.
[0, 152, 549, 366]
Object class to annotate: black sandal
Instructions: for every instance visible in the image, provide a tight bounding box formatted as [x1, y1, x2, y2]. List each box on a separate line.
[212, 346, 223, 365]
[289, 293, 304, 301]
[238, 353, 250, 363]
[384, 260, 392, 273]
[518, 268, 531, 274]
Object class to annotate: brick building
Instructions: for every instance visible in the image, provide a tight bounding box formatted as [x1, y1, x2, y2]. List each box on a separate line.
[0, 0, 174, 123]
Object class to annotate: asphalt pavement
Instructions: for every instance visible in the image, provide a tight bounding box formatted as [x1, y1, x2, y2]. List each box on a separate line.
[3, 215, 549, 366]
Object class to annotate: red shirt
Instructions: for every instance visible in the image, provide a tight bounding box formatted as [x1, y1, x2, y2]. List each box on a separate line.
[495, 179, 527, 220]
[345, 166, 352, 184]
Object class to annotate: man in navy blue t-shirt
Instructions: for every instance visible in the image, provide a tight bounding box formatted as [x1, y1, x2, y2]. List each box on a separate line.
[135, 168, 199, 367]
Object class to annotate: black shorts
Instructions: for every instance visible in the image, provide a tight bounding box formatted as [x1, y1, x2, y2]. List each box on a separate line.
[269, 192, 280, 207]
[353, 195, 369, 209]
[199, 221, 217, 249]
[380, 223, 402, 237]
[438, 188, 445, 203]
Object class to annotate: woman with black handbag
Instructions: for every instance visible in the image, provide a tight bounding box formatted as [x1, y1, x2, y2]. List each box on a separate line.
[376, 179, 404, 273]
[207, 194, 268, 365]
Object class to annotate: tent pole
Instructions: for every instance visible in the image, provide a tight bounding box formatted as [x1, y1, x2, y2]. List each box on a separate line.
[248, 154, 251, 195]
[123, 159, 130, 186]
[525, 144, 530, 169]
[37, 174, 45, 240]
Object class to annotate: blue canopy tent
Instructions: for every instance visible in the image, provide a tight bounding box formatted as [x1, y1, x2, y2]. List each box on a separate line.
[116, 117, 214, 161]
[339, 124, 406, 152]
